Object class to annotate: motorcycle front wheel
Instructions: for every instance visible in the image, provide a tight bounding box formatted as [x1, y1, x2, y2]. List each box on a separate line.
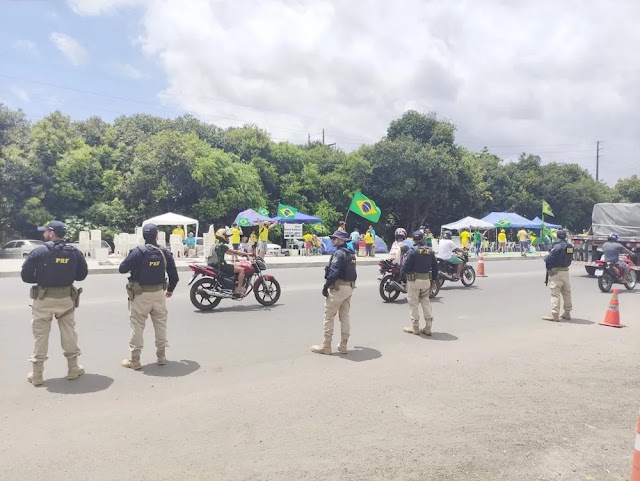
[255, 278, 281, 306]
[429, 279, 440, 298]
[598, 273, 613, 293]
[379, 275, 401, 302]
[190, 277, 222, 310]
[624, 270, 637, 290]
[461, 265, 476, 286]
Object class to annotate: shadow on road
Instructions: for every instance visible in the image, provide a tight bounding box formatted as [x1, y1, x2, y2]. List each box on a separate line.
[440, 285, 480, 292]
[45, 373, 114, 394]
[422, 332, 458, 341]
[141, 359, 200, 377]
[194, 304, 279, 314]
[562, 318, 595, 325]
[337, 346, 382, 363]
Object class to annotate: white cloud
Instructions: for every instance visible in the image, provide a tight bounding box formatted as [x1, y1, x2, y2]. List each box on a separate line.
[10, 86, 30, 102]
[50, 32, 87, 66]
[68, 0, 640, 183]
[67, 0, 144, 16]
[117, 63, 143, 79]
[14, 40, 40, 58]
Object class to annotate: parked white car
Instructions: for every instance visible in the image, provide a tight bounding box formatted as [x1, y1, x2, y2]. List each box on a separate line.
[0, 239, 46, 258]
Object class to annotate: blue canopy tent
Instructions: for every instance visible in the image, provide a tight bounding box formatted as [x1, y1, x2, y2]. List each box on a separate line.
[270, 212, 322, 224]
[530, 216, 562, 229]
[234, 209, 271, 226]
[481, 212, 537, 229]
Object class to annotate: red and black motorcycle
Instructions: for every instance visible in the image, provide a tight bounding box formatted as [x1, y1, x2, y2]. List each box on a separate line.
[595, 255, 637, 293]
[188, 257, 281, 310]
[378, 259, 440, 302]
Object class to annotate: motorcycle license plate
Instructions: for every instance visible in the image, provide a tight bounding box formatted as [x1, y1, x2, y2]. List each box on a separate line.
[595, 269, 603, 277]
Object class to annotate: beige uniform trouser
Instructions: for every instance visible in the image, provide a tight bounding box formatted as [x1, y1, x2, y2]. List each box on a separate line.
[323, 281, 354, 341]
[549, 268, 572, 317]
[407, 278, 433, 322]
[29, 296, 80, 363]
[128, 289, 168, 353]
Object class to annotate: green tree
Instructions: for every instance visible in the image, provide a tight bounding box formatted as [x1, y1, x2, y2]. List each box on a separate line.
[613, 175, 640, 202]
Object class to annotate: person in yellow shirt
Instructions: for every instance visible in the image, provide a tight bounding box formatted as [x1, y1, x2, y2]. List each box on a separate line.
[517, 228, 528, 256]
[460, 229, 470, 249]
[172, 226, 185, 241]
[257, 221, 279, 259]
[364, 228, 375, 257]
[302, 232, 313, 256]
[497, 229, 507, 253]
[230, 223, 242, 261]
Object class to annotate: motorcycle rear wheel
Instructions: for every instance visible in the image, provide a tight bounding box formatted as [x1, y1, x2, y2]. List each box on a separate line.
[255, 278, 281, 306]
[598, 273, 613, 293]
[461, 265, 476, 286]
[624, 270, 637, 290]
[379, 275, 401, 302]
[190, 278, 222, 310]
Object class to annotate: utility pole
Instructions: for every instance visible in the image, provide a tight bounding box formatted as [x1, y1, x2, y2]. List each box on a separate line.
[308, 133, 311, 146]
[596, 140, 602, 182]
[322, 129, 325, 145]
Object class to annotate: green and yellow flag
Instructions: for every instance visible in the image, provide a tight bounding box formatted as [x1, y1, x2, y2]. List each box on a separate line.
[258, 206, 270, 217]
[277, 203, 297, 219]
[542, 200, 554, 217]
[349, 191, 381, 223]
[237, 217, 251, 227]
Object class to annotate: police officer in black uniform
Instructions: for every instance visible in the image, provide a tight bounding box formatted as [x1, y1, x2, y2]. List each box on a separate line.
[402, 230, 439, 336]
[311, 230, 357, 355]
[21, 220, 88, 386]
[542, 229, 573, 322]
[119, 223, 179, 370]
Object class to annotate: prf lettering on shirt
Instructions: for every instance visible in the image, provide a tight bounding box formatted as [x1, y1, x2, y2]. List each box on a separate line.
[417, 247, 432, 255]
[55, 258, 70, 264]
[566, 247, 574, 254]
[149, 261, 161, 267]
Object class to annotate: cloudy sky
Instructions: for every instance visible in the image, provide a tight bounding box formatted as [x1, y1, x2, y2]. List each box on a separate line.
[1, 0, 638, 183]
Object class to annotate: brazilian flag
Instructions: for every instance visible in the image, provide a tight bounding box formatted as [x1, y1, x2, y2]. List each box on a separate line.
[237, 217, 251, 227]
[258, 206, 270, 217]
[349, 191, 381, 223]
[495, 219, 511, 228]
[278, 203, 297, 219]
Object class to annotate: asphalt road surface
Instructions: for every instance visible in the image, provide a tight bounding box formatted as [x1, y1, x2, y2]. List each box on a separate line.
[1, 260, 639, 481]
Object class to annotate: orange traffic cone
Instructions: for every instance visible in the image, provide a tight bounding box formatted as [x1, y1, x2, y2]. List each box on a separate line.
[631, 408, 640, 480]
[477, 253, 487, 277]
[600, 289, 624, 328]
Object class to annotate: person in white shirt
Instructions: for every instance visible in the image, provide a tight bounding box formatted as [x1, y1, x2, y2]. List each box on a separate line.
[438, 231, 464, 280]
[389, 228, 409, 265]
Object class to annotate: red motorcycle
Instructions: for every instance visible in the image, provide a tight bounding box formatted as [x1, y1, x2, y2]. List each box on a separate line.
[595, 255, 637, 293]
[188, 257, 281, 310]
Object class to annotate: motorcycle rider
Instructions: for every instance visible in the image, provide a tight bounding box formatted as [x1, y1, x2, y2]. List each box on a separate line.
[602, 233, 634, 283]
[208, 228, 250, 296]
[542, 229, 573, 322]
[401, 230, 439, 336]
[390, 228, 410, 265]
[438, 230, 464, 280]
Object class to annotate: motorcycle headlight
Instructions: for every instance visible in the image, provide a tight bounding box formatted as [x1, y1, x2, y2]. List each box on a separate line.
[256, 259, 267, 271]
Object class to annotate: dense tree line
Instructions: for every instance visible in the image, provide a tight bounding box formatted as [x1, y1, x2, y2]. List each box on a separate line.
[1, 104, 639, 243]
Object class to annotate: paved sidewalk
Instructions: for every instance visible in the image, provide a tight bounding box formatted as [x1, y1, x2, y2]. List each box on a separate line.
[0, 251, 547, 278]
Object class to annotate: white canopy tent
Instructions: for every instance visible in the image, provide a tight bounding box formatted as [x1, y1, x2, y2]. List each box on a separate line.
[441, 216, 495, 231]
[142, 212, 199, 237]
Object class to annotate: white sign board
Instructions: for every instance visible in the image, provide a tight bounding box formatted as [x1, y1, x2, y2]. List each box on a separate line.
[284, 223, 303, 239]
